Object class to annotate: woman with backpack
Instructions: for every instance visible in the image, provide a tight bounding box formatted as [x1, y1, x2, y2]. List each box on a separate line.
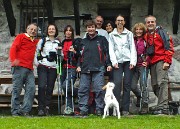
[35, 23, 62, 116]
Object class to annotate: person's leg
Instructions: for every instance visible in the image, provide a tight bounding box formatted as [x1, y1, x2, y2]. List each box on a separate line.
[78, 73, 91, 114]
[11, 67, 25, 115]
[113, 63, 123, 111]
[37, 65, 47, 114]
[139, 66, 149, 104]
[21, 68, 36, 114]
[63, 68, 76, 114]
[156, 61, 169, 112]
[131, 66, 141, 105]
[92, 71, 105, 115]
[122, 61, 132, 113]
[150, 65, 159, 97]
[46, 68, 57, 113]
[139, 66, 149, 114]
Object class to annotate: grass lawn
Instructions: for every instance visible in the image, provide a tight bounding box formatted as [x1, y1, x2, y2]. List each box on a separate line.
[0, 115, 180, 129]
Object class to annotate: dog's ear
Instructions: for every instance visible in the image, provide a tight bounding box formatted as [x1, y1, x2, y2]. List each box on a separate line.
[102, 85, 107, 90]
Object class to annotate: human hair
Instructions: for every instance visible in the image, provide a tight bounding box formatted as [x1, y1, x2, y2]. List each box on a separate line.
[46, 23, 59, 37]
[63, 25, 74, 40]
[115, 14, 125, 21]
[85, 20, 97, 28]
[103, 20, 116, 30]
[26, 23, 38, 29]
[132, 22, 146, 36]
[145, 15, 156, 22]
[95, 15, 104, 22]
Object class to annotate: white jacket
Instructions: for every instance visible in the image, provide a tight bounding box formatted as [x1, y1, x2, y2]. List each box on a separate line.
[109, 28, 137, 67]
[34, 37, 62, 68]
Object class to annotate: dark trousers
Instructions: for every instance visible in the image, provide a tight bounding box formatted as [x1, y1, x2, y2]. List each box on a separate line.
[113, 61, 132, 112]
[78, 71, 105, 113]
[37, 65, 57, 110]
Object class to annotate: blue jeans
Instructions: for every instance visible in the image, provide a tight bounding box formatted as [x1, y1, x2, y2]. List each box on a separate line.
[11, 66, 35, 115]
[37, 65, 57, 110]
[131, 66, 149, 103]
[61, 68, 78, 108]
[113, 61, 132, 112]
[78, 71, 105, 113]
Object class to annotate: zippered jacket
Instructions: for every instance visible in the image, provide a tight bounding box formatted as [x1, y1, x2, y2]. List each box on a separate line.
[144, 26, 174, 65]
[109, 28, 137, 66]
[78, 34, 111, 73]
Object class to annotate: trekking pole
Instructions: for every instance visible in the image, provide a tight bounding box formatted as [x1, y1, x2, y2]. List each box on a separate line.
[57, 48, 62, 114]
[69, 52, 74, 112]
[65, 57, 69, 112]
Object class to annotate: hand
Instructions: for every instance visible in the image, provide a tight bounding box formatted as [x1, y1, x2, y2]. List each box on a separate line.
[113, 63, 119, 69]
[76, 67, 81, 72]
[142, 62, 148, 67]
[129, 64, 134, 69]
[163, 62, 170, 70]
[69, 46, 76, 53]
[107, 66, 112, 71]
[12, 59, 20, 66]
[57, 46, 62, 50]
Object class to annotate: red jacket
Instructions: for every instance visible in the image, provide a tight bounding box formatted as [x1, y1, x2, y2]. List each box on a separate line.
[9, 33, 39, 70]
[144, 30, 174, 65]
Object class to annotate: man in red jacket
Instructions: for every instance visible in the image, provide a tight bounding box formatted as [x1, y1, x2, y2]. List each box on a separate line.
[144, 15, 174, 115]
[9, 23, 39, 116]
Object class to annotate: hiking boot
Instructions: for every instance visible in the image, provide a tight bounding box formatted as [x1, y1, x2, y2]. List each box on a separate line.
[139, 103, 149, 114]
[96, 110, 102, 116]
[38, 110, 45, 116]
[19, 111, 30, 117]
[153, 109, 169, 115]
[64, 106, 74, 115]
[122, 111, 129, 116]
[45, 106, 50, 116]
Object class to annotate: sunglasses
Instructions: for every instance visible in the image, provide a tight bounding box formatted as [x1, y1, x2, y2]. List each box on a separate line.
[146, 21, 155, 24]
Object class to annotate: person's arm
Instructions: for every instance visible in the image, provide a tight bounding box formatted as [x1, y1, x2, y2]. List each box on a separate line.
[34, 39, 43, 66]
[108, 34, 118, 67]
[9, 34, 22, 66]
[129, 32, 137, 68]
[102, 37, 112, 71]
[164, 35, 174, 65]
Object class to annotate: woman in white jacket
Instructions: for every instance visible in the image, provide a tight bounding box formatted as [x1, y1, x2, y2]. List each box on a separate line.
[109, 15, 137, 116]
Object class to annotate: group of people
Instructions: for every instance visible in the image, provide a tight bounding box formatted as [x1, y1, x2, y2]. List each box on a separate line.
[9, 14, 174, 117]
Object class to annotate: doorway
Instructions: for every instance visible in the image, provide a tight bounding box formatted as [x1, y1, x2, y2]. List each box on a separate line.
[98, 4, 131, 30]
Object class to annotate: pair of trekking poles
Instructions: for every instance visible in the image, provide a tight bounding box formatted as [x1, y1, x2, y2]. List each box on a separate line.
[56, 50, 74, 114]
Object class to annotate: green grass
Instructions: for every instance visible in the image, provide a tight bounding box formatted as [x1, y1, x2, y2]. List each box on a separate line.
[0, 115, 180, 129]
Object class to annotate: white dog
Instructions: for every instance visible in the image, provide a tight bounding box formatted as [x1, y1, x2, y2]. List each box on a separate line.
[102, 82, 120, 119]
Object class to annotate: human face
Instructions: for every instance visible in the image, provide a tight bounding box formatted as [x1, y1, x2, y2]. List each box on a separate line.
[48, 25, 56, 37]
[106, 23, 113, 33]
[65, 27, 73, 39]
[135, 27, 144, 38]
[86, 25, 96, 37]
[95, 16, 103, 29]
[145, 16, 156, 32]
[26, 24, 37, 37]
[115, 16, 125, 29]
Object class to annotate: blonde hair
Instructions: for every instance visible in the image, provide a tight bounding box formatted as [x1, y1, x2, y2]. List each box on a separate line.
[132, 22, 146, 36]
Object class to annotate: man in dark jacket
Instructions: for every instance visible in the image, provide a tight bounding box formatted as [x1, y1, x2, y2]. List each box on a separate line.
[77, 20, 112, 116]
